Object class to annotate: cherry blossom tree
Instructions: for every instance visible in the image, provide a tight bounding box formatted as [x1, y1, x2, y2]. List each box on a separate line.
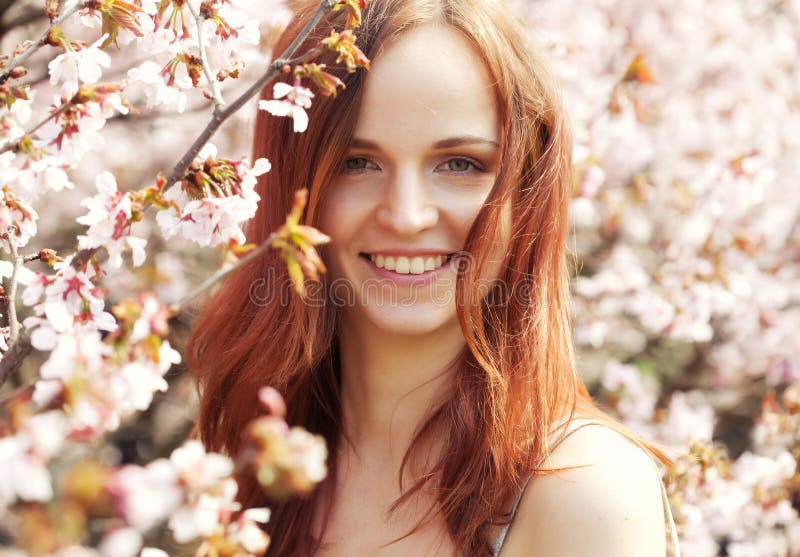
[0, 0, 367, 554]
[518, 0, 800, 553]
[1, 0, 798, 555]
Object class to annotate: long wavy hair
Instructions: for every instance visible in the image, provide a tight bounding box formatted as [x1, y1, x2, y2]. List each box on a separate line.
[188, 0, 673, 554]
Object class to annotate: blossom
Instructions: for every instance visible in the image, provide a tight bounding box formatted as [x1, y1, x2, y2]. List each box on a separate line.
[110, 460, 182, 532]
[98, 528, 142, 557]
[0, 411, 69, 509]
[25, 289, 179, 435]
[21, 262, 116, 345]
[36, 99, 111, 165]
[242, 415, 328, 500]
[139, 550, 168, 557]
[601, 359, 659, 425]
[166, 441, 239, 543]
[258, 82, 314, 133]
[155, 148, 268, 247]
[77, 171, 147, 269]
[658, 390, 716, 445]
[226, 508, 271, 554]
[127, 61, 189, 113]
[11, 149, 74, 196]
[48, 35, 112, 96]
[0, 184, 39, 248]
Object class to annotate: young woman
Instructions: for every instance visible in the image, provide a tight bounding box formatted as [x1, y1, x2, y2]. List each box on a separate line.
[188, 0, 681, 555]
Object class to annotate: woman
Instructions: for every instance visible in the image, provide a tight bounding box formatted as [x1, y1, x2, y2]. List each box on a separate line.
[188, 0, 681, 555]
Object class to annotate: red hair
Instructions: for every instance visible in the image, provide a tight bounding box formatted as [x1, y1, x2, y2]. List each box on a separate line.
[188, 0, 674, 554]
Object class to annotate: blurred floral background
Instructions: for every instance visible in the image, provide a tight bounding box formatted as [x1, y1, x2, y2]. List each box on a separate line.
[0, 0, 798, 555]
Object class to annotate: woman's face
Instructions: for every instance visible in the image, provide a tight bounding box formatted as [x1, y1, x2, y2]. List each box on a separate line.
[318, 23, 504, 335]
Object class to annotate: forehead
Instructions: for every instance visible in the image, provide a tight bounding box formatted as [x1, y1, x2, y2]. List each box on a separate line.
[352, 23, 499, 147]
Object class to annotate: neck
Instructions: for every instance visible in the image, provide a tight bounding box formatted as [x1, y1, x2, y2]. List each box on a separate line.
[336, 315, 465, 470]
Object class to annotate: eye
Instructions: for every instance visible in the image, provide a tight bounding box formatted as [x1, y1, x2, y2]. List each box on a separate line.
[437, 157, 482, 173]
[343, 157, 377, 173]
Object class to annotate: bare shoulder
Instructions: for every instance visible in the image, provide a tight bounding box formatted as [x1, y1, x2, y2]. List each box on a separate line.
[500, 424, 667, 557]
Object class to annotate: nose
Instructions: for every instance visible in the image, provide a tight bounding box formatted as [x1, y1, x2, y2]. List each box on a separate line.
[375, 167, 438, 235]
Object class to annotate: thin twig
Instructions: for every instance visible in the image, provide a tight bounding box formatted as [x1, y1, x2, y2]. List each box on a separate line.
[0, 96, 73, 155]
[1, 232, 20, 345]
[7, 248, 19, 345]
[0, 1, 86, 85]
[170, 231, 277, 312]
[186, 0, 225, 110]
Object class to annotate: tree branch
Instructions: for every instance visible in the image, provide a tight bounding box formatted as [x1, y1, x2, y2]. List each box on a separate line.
[186, 0, 225, 110]
[0, 95, 74, 155]
[66, 0, 336, 273]
[0, 1, 85, 85]
[160, 0, 335, 190]
[170, 231, 277, 313]
[0, 0, 338, 384]
[5, 237, 20, 345]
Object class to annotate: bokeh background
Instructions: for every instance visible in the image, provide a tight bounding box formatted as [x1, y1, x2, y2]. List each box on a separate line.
[1, 0, 799, 554]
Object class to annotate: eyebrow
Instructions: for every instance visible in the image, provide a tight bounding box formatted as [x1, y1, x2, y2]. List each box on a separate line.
[349, 135, 500, 151]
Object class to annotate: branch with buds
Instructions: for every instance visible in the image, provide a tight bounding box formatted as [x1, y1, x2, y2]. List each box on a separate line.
[0, 1, 86, 85]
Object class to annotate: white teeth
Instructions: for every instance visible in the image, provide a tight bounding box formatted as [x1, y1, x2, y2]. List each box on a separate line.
[424, 257, 436, 271]
[368, 253, 450, 274]
[395, 257, 410, 274]
[410, 257, 426, 274]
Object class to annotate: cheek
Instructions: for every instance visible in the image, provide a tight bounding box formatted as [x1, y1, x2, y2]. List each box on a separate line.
[317, 186, 365, 241]
[443, 187, 496, 238]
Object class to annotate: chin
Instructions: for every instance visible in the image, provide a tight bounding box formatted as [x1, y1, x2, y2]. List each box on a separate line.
[355, 302, 458, 336]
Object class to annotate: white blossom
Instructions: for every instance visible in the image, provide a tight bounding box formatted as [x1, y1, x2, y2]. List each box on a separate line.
[259, 82, 314, 133]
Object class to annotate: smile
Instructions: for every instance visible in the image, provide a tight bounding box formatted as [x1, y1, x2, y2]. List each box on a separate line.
[359, 253, 456, 275]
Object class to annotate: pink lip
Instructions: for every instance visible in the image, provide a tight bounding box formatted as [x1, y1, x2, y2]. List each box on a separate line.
[360, 249, 456, 257]
[359, 253, 456, 286]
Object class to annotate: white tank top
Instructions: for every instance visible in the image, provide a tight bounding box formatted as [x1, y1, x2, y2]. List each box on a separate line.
[491, 417, 681, 556]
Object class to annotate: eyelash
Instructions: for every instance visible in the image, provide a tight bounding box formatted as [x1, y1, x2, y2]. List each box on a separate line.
[342, 156, 485, 174]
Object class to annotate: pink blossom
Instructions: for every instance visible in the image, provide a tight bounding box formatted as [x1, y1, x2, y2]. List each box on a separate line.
[77, 171, 147, 269]
[37, 101, 109, 165]
[601, 359, 659, 424]
[127, 61, 189, 113]
[11, 150, 74, 196]
[155, 149, 267, 247]
[48, 35, 112, 96]
[166, 441, 240, 543]
[287, 426, 328, 483]
[659, 390, 715, 445]
[110, 460, 182, 532]
[0, 411, 68, 509]
[226, 508, 271, 554]
[139, 550, 168, 557]
[98, 528, 142, 557]
[0, 185, 39, 247]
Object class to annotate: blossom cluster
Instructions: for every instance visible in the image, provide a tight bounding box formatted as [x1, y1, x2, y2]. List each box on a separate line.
[522, 0, 800, 553]
[0, 0, 357, 553]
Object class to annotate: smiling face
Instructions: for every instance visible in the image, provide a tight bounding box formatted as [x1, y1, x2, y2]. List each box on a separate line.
[318, 23, 504, 336]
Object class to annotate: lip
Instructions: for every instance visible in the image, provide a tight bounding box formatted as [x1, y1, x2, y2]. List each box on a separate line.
[360, 249, 455, 257]
[358, 252, 457, 286]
